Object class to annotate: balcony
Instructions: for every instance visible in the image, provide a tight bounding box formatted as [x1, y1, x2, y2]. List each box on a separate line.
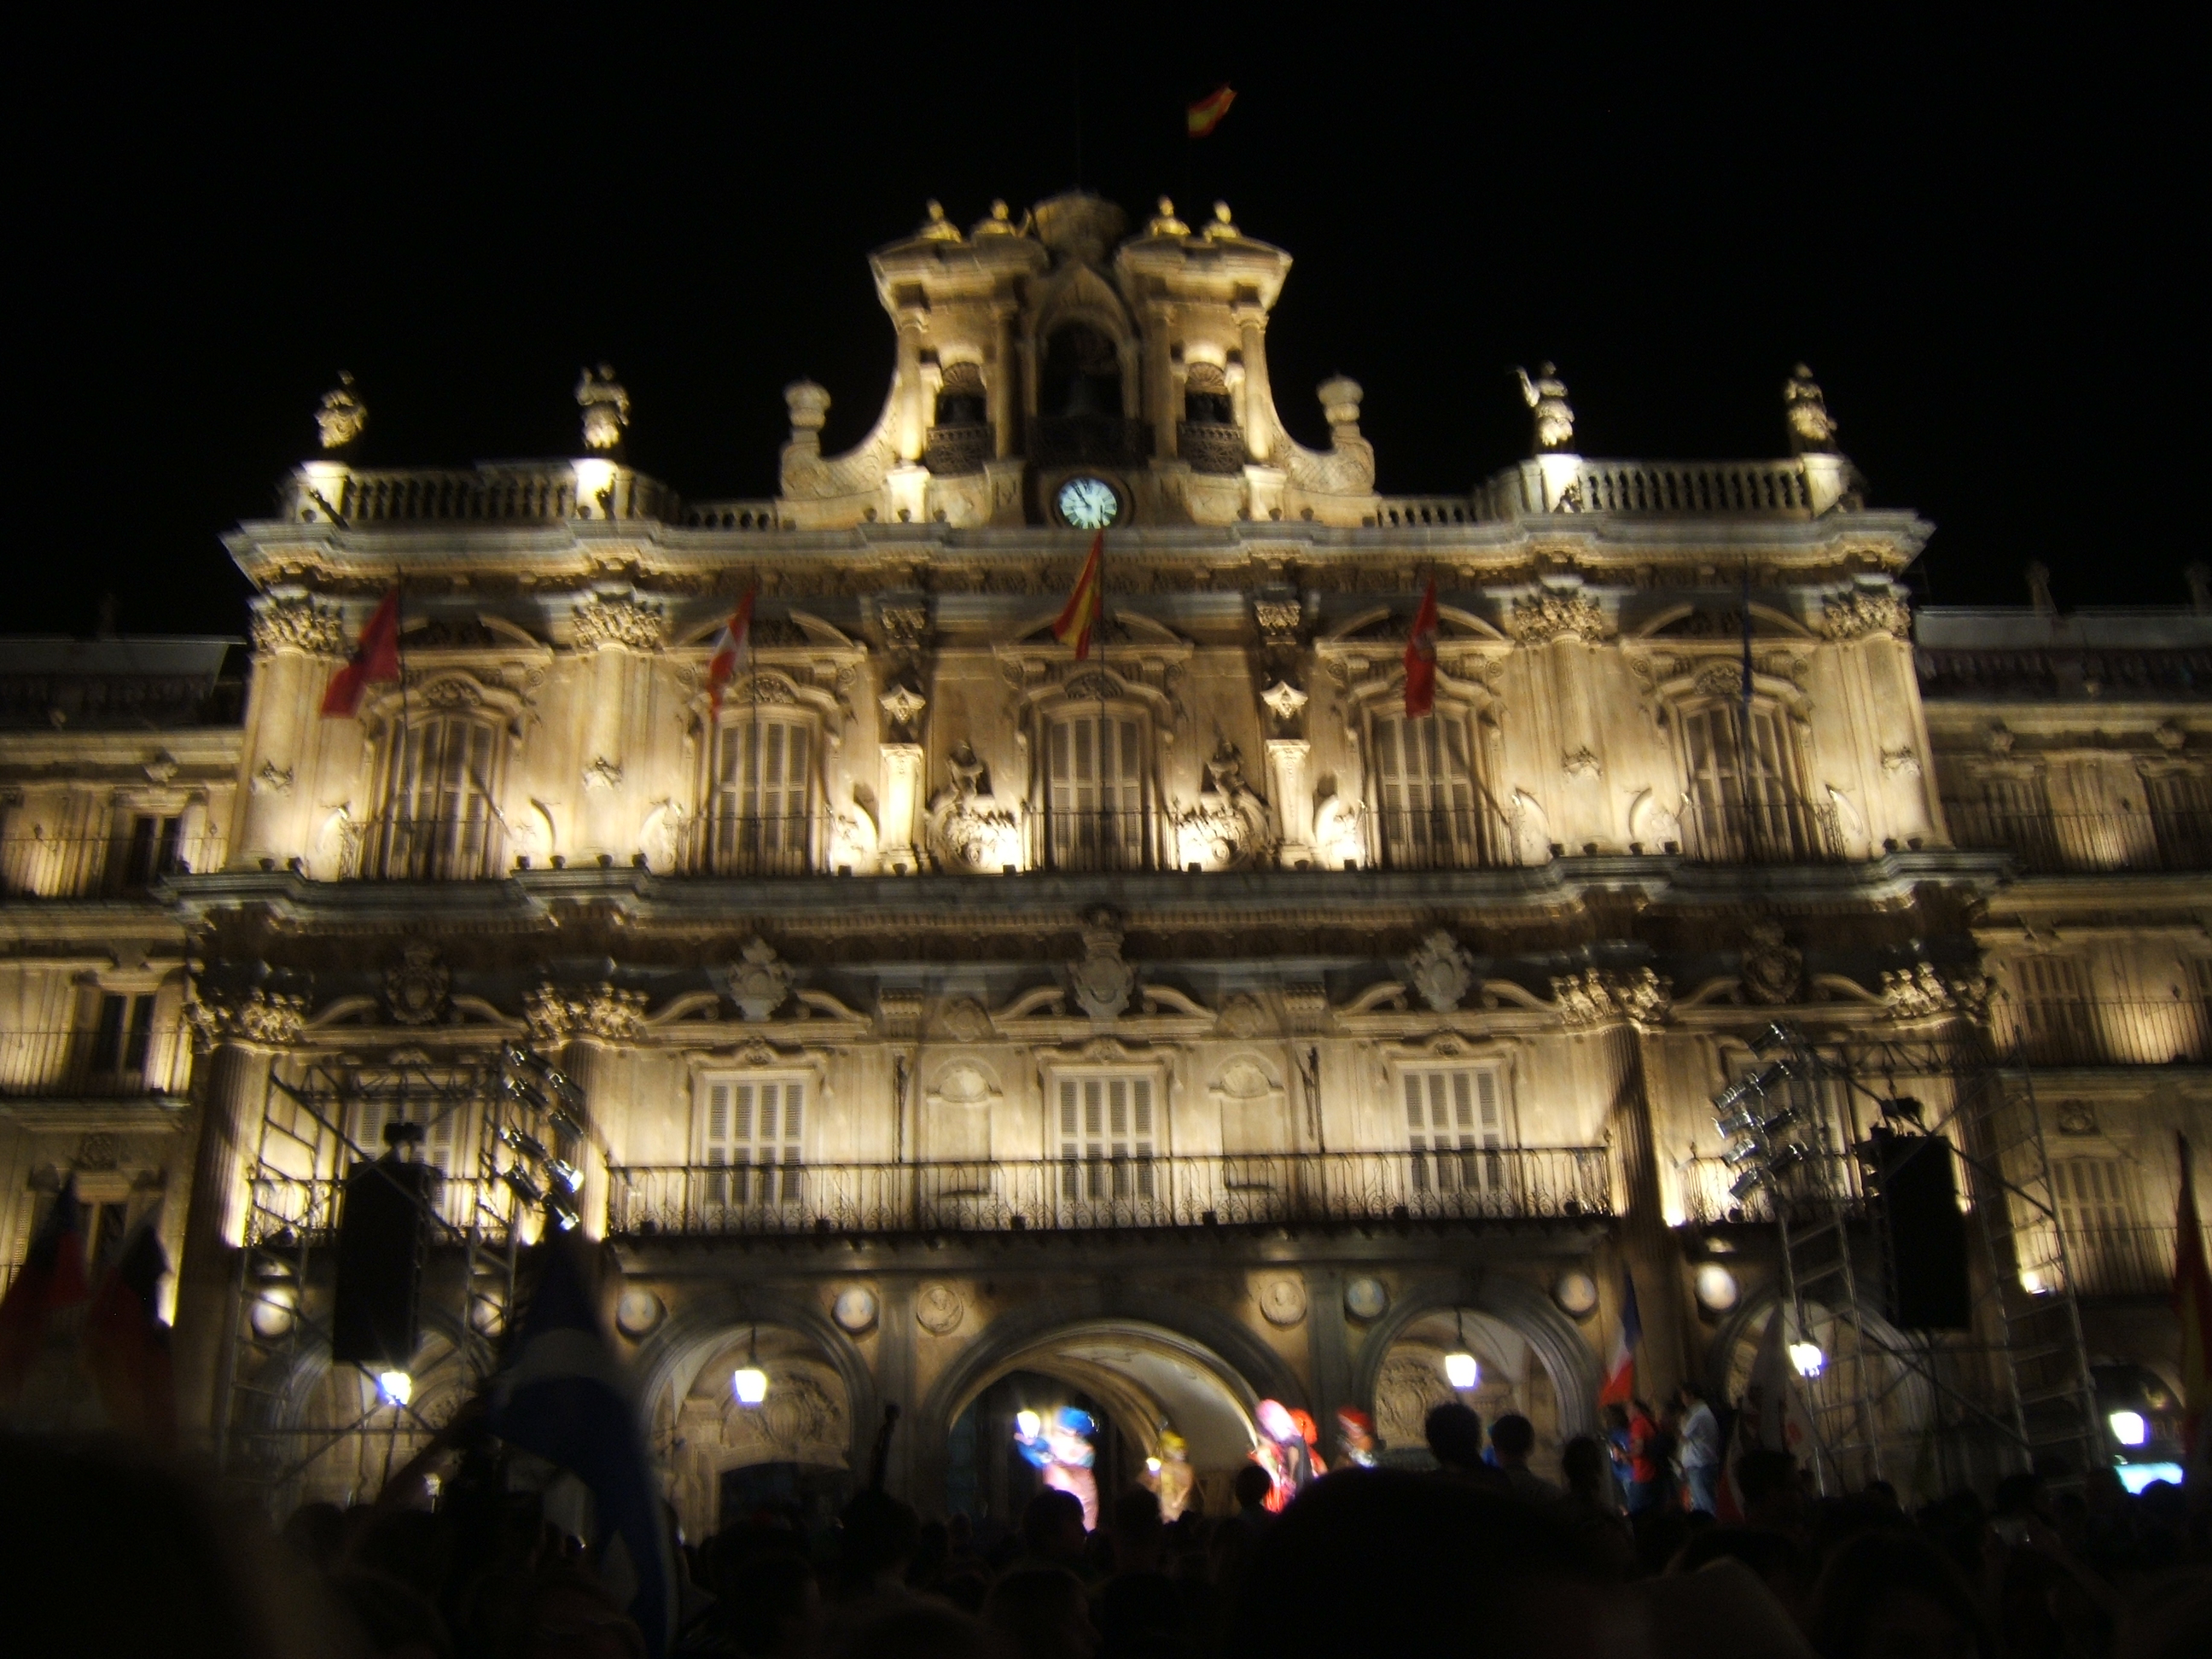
[1027, 416, 1152, 469]
[1992, 998, 2212, 1068]
[1676, 799, 1843, 865]
[352, 817, 506, 882]
[0, 1028, 189, 1100]
[608, 1148, 1612, 1237]
[1679, 1152, 1866, 1225]
[1046, 807, 1153, 874]
[1941, 802, 2212, 874]
[1176, 422, 1245, 475]
[688, 812, 815, 878]
[1366, 804, 1516, 872]
[2058, 1223, 2176, 1299]
[923, 424, 992, 476]
[1, 830, 225, 899]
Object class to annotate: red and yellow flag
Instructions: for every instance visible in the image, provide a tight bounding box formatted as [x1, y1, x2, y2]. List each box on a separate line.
[1187, 85, 1237, 138]
[2176, 1133, 2212, 1463]
[1053, 532, 1105, 660]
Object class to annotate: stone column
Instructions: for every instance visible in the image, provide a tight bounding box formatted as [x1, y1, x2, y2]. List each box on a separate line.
[988, 305, 1019, 459]
[569, 589, 667, 863]
[894, 313, 927, 463]
[876, 1278, 920, 1500]
[172, 990, 303, 1451]
[526, 984, 647, 1240]
[1266, 739, 1314, 868]
[241, 592, 347, 869]
[878, 744, 925, 876]
[1235, 304, 1272, 463]
[1148, 305, 1177, 459]
[1305, 1266, 1353, 1426]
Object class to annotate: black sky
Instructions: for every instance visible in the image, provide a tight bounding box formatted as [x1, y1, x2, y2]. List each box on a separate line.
[9, 9, 2200, 638]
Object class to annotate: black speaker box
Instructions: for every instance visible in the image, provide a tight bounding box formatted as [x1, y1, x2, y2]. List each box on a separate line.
[1868, 1129, 1973, 1330]
[331, 1159, 437, 1367]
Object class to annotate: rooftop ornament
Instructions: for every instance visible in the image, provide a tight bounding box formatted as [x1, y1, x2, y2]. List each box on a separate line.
[917, 199, 963, 242]
[315, 372, 367, 451]
[972, 199, 1024, 237]
[1514, 363, 1576, 453]
[1146, 196, 1191, 237]
[1784, 364, 1840, 456]
[1203, 201, 1241, 241]
[575, 364, 631, 452]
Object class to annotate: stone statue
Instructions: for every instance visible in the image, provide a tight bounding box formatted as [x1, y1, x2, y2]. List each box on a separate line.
[1146, 196, 1191, 237]
[972, 199, 1022, 236]
[2026, 561, 2057, 616]
[575, 364, 632, 452]
[917, 200, 962, 242]
[315, 372, 367, 451]
[1204, 201, 1241, 241]
[1513, 363, 1575, 452]
[1784, 364, 1840, 455]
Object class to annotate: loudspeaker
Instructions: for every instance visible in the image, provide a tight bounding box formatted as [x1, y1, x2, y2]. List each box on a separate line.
[331, 1158, 437, 1367]
[1867, 1128, 1972, 1330]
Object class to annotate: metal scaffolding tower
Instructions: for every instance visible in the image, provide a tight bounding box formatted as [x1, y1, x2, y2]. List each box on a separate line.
[214, 1042, 585, 1511]
[1714, 1018, 2103, 1495]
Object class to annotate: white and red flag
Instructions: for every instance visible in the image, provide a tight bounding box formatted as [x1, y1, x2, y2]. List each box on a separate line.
[706, 588, 757, 718]
[1599, 1264, 1642, 1406]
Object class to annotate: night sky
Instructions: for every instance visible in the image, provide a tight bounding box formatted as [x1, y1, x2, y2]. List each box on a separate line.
[13, 13, 2198, 639]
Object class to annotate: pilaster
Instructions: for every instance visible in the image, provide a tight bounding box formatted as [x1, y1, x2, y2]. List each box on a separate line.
[1266, 739, 1314, 868]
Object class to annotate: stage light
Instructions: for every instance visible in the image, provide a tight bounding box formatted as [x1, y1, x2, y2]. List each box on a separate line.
[1146, 1457, 1162, 1476]
[2107, 1410, 2148, 1447]
[1444, 1311, 1479, 1389]
[2019, 1268, 2047, 1295]
[733, 1327, 768, 1406]
[1787, 1342, 1825, 1380]
[1016, 1409, 1041, 1439]
[377, 1370, 412, 1407]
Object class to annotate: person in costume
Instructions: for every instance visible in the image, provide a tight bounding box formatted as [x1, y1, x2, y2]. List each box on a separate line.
[1250, 1399, 1317, 1512]
[1142, 1429, 1196, 1522]
[1016, 1406, 1100, 1531]
[1336, 1406, 1379, 1468]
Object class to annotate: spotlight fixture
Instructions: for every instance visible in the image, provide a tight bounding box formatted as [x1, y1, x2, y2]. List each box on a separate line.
[1787, 1342, 1825, 1380]
[376, 1369, 413, 1407]
[2107, 1410, 2148, 1447]
[733, 1327, 768, 1407]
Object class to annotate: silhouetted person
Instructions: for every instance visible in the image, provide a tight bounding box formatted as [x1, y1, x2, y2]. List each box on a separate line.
[1490, 1412, 1563, 1502]
[1733, 1447, 1807, 1539]
[984, 1566, 1097, 1659]
[1423, 1400, 1503, 1487]
[1230, 1464, 1276, 1535]
[1810, 1530, 1996, 1659]
[1019, 1487, 1089, 1571]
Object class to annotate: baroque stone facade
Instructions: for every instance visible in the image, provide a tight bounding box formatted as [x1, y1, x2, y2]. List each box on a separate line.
[2, 189, 2202, 1520]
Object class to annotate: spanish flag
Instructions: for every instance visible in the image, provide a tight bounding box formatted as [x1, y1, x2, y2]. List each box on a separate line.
[1053, 532, 1106, 660]
[1187, 85, 1236, 138]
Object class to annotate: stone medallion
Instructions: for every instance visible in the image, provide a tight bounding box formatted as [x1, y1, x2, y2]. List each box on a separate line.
[833, 1285, 879, 1333]
[1343, 1277, 1388, 1321]
[1693, 1264, 1739, 1313]
[615, 1287, 665, 1338]
[915, 1282, 965, 1336]
[1552, 1270, 1599, 1318]
[1258, 1276, 1308, 1327]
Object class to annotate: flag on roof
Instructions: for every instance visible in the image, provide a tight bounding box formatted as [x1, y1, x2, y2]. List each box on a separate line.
[706, 588, 757, 719]
[83, 1205, 175, 1455]
[0, 1179, 90, 1405]
[320, 588, 404, 718]
[1053, 532, 1106, 661]
[1598, 1264, 1641, 1407]
[1187, 85, 1237, 138]
[1404, 576, 1439, 719]
[488, 1237, 673, 1657]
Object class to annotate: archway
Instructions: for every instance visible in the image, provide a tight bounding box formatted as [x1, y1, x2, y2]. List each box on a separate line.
[1039, 325, 1123, 420]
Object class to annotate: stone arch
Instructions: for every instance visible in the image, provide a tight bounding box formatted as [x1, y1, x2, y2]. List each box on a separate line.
[630, 1280, 881, 1478]
[911, 1284, 1304, 1511]
[1348, 1269, 1599, 1440]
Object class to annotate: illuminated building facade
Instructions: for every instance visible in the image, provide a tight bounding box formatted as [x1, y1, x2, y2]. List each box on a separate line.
[1, 190, 2199, 1520]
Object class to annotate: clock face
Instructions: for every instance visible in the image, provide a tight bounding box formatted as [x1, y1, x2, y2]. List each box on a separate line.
[1056, 475, 1121, 530]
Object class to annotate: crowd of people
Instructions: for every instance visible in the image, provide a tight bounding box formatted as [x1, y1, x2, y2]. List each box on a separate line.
[7, 1396, 2208, 1659]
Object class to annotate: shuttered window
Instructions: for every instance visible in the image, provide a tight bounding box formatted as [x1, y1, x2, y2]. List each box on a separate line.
[379, 713, 503, 878]
[712, 718, 812, 875]
[1405, 1068, 1505, 1193]
[1679, 701, 1820, 860]
[2008, 956, 2097, 1065]
[1047, 712, 1146, 870]
[348, 1094, 458, 1172]
[1057, 1075, 1155, 1200]
[1371, 714, 1482, 870]
[701, 1076, 806, 1206]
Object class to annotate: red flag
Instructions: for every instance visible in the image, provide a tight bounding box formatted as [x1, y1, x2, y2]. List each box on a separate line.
[1053, 533, 1106, 661]
[83, 1208, 175, 1454]
[319, 587, 403, 717]
[1186, 85, 1237, 137]
[1404, 576, 1439, 718]
[707, 588, 756, 718]
[2176, 1134, 2212, 1461]
[0, 1179, 89, 1402]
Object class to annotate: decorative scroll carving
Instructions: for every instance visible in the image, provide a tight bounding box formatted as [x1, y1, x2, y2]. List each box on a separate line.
[879, 605, 930, 654]
[1821, 590, 1911, 641]
[1071, 908, 1137, 1022]
[1696, 661, 1746, 699]
[252, 762, 295, 797]
[1741, 921, 1803, 1006]
[879, 684, 928, 742]
[1508, 591, 1610, 645]
[525, 982, 648, 1045]
[927, 741, 1021, 872]
[188, 989, 307, 1050]
[571, 591, 667, 651]
[250, 592, 346, 657]
[1254, 599, 1302, 647]
[1260, 679, 1308, 729]
[1880, 964, 1953, 1019]
[383, 942, 451, 1027]
[1551, 967, 1673, 1027]
[1880, 748, 1923, 778]
[1406, 931, 1474, 1013]
[713, 939, 797, 1023]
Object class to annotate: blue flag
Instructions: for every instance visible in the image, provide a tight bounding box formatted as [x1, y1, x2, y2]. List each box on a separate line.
[488, 1238, 672, 1656]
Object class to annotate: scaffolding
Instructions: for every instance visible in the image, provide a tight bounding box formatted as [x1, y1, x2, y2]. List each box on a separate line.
[1714, 1018, 2103, 1496]
[214, 1042, 585, 1511]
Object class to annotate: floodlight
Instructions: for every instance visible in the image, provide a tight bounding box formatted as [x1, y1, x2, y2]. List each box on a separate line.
[2107, 1411, 2148, 1447]
[1787, 1342, 1825, 1380]
[377, 1370, 413, 1407]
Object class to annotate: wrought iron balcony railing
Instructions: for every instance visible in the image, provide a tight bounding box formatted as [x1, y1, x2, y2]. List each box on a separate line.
[1941, 802, 2212, 874]
[0, 1028, 190, 1098]
[0, 831, 225, 899]
[607, 1148, 1612, 1237]
[1992, 997, 2212, 1068]
[1678, 1151, 1866, 1225]
[1676, 799, 1843, 865]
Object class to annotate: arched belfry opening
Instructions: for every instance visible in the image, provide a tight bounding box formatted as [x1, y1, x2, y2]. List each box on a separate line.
[1040, 324, 1122, 420]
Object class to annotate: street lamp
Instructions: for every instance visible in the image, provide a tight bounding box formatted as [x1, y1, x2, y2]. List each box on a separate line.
[1444, 1312, 1480, 1390]
[733, 1327, 768, 1407]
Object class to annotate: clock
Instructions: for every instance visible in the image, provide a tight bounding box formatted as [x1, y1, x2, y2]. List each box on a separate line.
[1055, 475, 1121, 530]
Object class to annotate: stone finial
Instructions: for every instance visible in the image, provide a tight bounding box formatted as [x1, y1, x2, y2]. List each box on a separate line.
[315, 371, 367, 451]
[2026, 562, 2057, 616]
[576, 364, 631, 451]
[1784, 364, 1840, 456]
[917, 199, 963, 242]
[1147, 197, 1191, 237]
[1205, 201, 1241, 240]
[973, 199, 1021, 236]
[2186, 563, 2210, 614]
[1513, 363, 1575, 453]
[783, 380, 832, 440]
[1318, 377, 1363, 437]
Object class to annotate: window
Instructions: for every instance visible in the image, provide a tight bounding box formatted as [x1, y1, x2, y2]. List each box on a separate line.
[1057, 1075, 1155, 1200]
[1370, 713, 1489, 870]
[374, 713, 503, 878]
[2006, 957, 2097, 1066]
[1948, 775, 2058, 866]
[119, 814, 183, 888]
[1404, 1068, 1505, 1195]
[701, 1076, 806, 1207]
[90, 993, 154, 1083]
[1679, 701, 1827, 861]
[347, 1094, 458, 1171]
[2052, 1157, 2151, 1294]
[1046, 710, 1147, 871]
[2146, 772, 2212, 869]
[710, 717, 813, 875]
